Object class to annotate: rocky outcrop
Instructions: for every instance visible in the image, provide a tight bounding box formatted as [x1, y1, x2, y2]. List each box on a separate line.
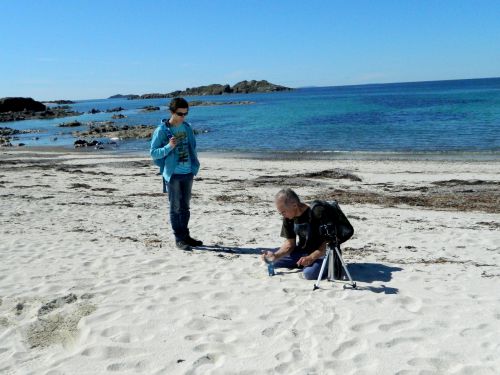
[0, 127, 41, 136]
[0, 97, 46, 113]
[132, 80, 292, 99]
[74, 124, 155, 139]
[44, 100, 74, 104]
[0, 126, 41, 147]
[1, 127, 23, 136]
[74, 139, 102, 148]
[139, 106, 160, 112]
[111, 114, 126, 119]
[58, 121, 82, 127]
[73, 123, 209, 140]
[231, 80, 290, 93]
[188, 100, 255, 107]
[0, 138, 13, 147]
[181, 84, 232, 96]
[105, 107, 125, 113]
[0, 102, 83, 123]
[108, 94, 140, 99]
[138, 93, 169, 99]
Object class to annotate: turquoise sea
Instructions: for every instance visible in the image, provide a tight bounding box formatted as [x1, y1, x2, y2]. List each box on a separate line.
[5, 77, 500, 157]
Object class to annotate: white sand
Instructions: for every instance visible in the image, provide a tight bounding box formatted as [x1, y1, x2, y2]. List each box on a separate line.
[0, 151, 499, 374]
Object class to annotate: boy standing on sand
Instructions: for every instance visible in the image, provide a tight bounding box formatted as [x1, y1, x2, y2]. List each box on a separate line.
[150, 97, 202, 251]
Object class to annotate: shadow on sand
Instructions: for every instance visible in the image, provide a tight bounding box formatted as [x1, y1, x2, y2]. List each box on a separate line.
[197, 247, 402, 294]
[197, 244, 275, 255]
[346, 263, 403, 294]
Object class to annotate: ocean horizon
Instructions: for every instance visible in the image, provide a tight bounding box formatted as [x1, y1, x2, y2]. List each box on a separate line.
[4, 77, 500, 157]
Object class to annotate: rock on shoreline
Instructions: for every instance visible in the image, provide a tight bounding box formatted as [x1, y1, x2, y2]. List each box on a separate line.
[58, 121, 83, 128]
[74, 124, 156, 140]
[0, 97, 46, 112]
[105, 107, 125, 113]
[0, 126, 42, 147]
[73, 123, 209, 141]
[139, 106, 160, 112]
[0, 98, 82, 123]
[43, 100, 75, 104]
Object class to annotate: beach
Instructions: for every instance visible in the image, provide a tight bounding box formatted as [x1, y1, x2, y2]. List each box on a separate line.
[0, 150, 499, 374]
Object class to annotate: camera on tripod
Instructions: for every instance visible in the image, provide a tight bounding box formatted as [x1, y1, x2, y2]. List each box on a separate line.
[319, 223, 338, 242]
[315, 222, 356, 290]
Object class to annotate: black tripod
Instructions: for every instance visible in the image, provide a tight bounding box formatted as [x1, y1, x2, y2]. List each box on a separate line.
[313, 224, 356, 290]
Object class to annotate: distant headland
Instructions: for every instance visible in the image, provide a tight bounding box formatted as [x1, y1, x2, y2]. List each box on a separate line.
[108, 80, 293, 99]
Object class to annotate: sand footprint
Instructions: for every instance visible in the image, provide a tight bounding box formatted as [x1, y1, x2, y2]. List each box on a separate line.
[378, 319, 413, 332]
[185, 352, 224, 375]
[460, 322, 494, 337]
[407, 356, 450, 373]
[185, 317, 211, 331]
[274, 361, 293, 374]
[184, 333, 203, 342]
[193, 342, 233, 354]
[275, 350, 293, 362]
[350, 319, 382, 334]
[331, 338, 368, 360]
[107, 360, 148, 372]
[100, 326, 122, 338]
[375, 336, 424, 349]
[398, 295, 422, 313]
[261, 322, 281, 338]
[274, 343, 304, 368]
[99, 327, 132, 344]
[203, 291, 232, 301]
[81, 345, 138, 360]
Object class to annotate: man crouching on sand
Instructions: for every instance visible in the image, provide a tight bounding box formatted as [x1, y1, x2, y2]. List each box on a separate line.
[261, 188, 329, 279]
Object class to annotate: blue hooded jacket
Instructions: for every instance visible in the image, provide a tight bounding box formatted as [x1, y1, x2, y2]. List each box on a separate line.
[150, 119, 200, 183]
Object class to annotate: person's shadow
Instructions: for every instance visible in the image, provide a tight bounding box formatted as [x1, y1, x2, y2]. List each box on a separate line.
[197, 245, 402, 294]
[346, 263, 403, 294]
[196, 244, 274, 255]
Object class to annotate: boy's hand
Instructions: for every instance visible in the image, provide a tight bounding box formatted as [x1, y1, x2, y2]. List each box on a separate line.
[168, 136, 177, 148]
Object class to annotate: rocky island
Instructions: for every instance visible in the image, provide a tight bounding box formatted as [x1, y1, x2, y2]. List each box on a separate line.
[108, 94, 140, 99]
[109, 79, 292, 99]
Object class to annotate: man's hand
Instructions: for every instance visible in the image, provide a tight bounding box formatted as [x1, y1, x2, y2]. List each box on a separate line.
[168, 136, 177, 148]
[261, 250, 276, 263]
[297, 255, 314, 267]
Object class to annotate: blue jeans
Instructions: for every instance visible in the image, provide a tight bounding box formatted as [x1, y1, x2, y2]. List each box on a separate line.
[273, 250, 327, 280]
[166, 173, 193, 242]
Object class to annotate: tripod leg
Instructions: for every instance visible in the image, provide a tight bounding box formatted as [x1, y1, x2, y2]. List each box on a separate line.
[334, 246, 356, 288]
[333, 247, 342, 280]
[313, 249, 329, 290]
[328, 245, 334, 281]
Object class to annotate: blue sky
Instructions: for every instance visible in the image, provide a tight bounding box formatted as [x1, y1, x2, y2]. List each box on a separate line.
[1, 0, 499, 100]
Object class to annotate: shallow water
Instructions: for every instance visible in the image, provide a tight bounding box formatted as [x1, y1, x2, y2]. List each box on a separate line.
[4, 77, 500, 156]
